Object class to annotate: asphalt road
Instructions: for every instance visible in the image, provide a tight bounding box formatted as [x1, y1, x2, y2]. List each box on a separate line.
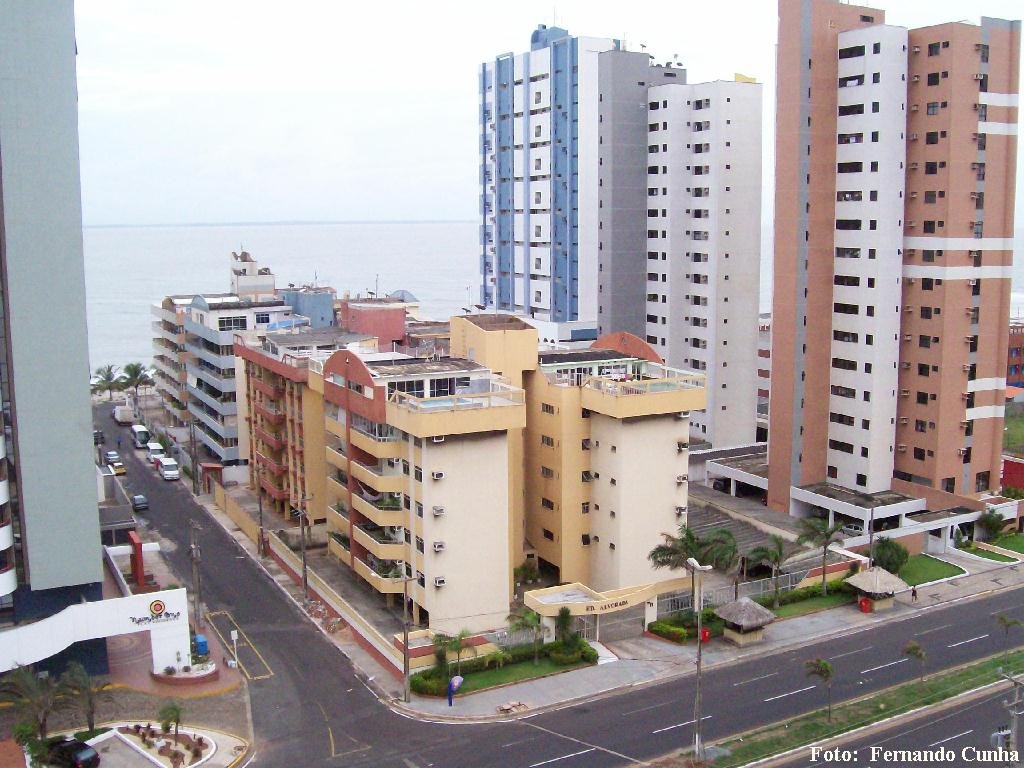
[98, 411, 1024, 767]
[772, 686, 1015, 767]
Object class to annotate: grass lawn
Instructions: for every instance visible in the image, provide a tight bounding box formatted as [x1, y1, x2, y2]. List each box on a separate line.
[1003, 407, 1024, 454]
[453, 657, 591, 694]
[995, 534, 1024, 554]
[898, 554, 964, 586]
[961, 544, 1017, 563]
[710, 649, 1024, 767]
[772, 592, 856, 619]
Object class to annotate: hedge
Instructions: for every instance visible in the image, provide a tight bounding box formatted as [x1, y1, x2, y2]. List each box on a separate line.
[648, 621, 688, 643]
[752, 580, 856, 609]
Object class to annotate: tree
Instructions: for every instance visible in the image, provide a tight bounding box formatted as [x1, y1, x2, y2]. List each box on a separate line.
[444, 629, 478, 676]
[796, 518, 845, 596]
[0, 665, 66, 739]
[749, 534, 787, 609]
[702, 528, 742, 600]
[432, 634, 450, 675]
[555, 606, 573, 645]
[119, 362, 154, 406]
[805, 658, 834, 721]
[508, 609, 545, 665]
[61, 662, 112, 733]
[976, 511, 1007, 542]
[872, 537, 909, 576]
[996, 613, 1022, 657]
[903, 640, 926, 683]
[91, 364, 121, 401]
[157, 701, 184, 745]
[649, 524, 705, 607]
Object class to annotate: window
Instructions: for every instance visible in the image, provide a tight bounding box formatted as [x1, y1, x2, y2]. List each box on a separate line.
[914, 447, 926, 460]
[837, 162, 863, 173]
[541, 403, 555, 415]
[926, 102, 939, 115]
[828, 439, 854, 454]
[832, 358, 857, 371]
[829, 411, 855, 425]
[831, 385, 855, 398]
[856, 474, 867, 488]
[218, 316, 248, 331]
[915, 419, 927, 433]
[925, 131, 939, 145]
[923, 221, 936, 234]
[924, 191, 937, 203]
[927, 72, 940, 86]
[836, 219, 862, 230]
[541, 498, 554, 510]
[543, 528, 554, 541]
[833, 302, 859, 315]
[872, 42, 880, 54]
[838, 104, 864, 116]
[917, 392, 929, 405]
[414, 466, 422, 482]
[839, 45, 866, 60]
[540, 435, 554, 447]
[255, 312, 270, 324]
[976, 471, 990, 492]
[541, 466, 554, 479]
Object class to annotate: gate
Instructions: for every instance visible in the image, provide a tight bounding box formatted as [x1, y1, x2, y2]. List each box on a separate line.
[573, 614, 596, 641]
[573, 604, 646, 643]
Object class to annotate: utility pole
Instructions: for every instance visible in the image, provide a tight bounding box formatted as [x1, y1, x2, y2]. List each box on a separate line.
[189, 521, 203, 631]
[688, 556, 713, 763]
[402, 575, 412, 703]
[1000, 670, 1024, 764]
[868, 506, 876, 569]
[299, 494, 312, 601]
[188, 417, 199, 494]
[255, 466, 265, 557]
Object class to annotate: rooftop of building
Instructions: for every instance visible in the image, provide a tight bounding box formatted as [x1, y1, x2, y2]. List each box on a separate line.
[199, 296, 290, 311]
[538, 348, 632, 366]
[705, 451, 770, 478]
[365, 356, 486, 377]
[458, 313, 535, 331]
[263, 327, 372, 349]
[280, 284, 335, 294]
[405, 321, 451, 336]
[799, 482, 917, 509]
[906, 507, 975, 523]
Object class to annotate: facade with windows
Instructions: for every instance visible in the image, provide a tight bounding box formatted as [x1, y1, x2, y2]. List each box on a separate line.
[642, 79, 762, 448]
[768, 0, 1019, 536]
[1007, 320, 1024, 388]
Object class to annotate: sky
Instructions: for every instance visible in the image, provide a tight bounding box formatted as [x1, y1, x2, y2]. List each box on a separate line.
[74, 0, 1024, 228]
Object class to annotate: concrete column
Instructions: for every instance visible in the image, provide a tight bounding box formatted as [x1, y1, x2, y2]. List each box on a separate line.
[644, 599, 657, 627]
[730, 480, 737, 497]
[827, 510, 835, 528]
[540, 615, 556, 640]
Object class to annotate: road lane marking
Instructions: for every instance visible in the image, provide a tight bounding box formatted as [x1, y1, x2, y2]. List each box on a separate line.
[521, 721, 645, 766]
[732, 672, 779, 687]
[502, 738, 538, 748]
[929, 729, 973, 747]
[622, 700, 677, 715]
[915, 623, 952, 636]
[860, 658, 908, 675]
[528, 748, 595, 767]
[651, 715, 712, 734]
[205, 610, 274, 680]
[828, 646, 872, 660]
[763, 685, 816, 702]
[948, 634, 989, 648]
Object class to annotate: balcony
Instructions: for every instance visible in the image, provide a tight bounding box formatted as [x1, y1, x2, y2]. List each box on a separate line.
[252, 377, 285, 398]
[151, 320, 183, 345]
[386, 379, 526, 438]
[254, 427, 285, 451]
[325, 412, 347, 438]
[350, 460, 405, 494]
[260, 475, 289, 501]
[254, 401, 285, 426]
[327, 503, 349, 531]
[351, 492, 406, 527]
[328, 533, 352, 566]
[576, 363, 707, 419]
[325, 443, 347, 469]
[186, 362, 235, 392]
[327, 470, 349, 496]
[349, 425, 403, 459]
[255, 451, 286, 476]
[353, 555, 405, 594]
[353, 524, 406, 560]
[188, 384, 238, 417]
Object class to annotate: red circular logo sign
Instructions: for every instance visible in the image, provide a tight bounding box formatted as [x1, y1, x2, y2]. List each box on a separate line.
[149, 600, 166, 616]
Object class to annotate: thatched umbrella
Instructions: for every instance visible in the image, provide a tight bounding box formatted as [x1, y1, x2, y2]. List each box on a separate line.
[714, 597, 776, 645]
[845, 566, 909, 598]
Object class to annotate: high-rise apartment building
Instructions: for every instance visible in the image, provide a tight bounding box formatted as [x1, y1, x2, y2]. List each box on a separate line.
[478, 25, 686, 341]
[643, 79, 762, 447]
[0, 3, 103, 624]
[767, 0, 1019, 525]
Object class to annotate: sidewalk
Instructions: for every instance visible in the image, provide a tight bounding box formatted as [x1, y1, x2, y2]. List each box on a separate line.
[194, 485, 1024, 722]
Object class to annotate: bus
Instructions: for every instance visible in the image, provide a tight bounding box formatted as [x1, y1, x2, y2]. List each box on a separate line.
[130, 424, 151, 449]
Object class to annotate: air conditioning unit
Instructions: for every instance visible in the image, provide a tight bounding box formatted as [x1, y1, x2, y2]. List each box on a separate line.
[434, 577, 447, 587]
[907, 277, 917, 284]
[961, 420, 971, 428]
[968, 279, 978, 286]
[897, 444, 907, 452]
[432, 435, 446, 443]
[675, 506, 687, 517]
[903, 334, 913, 341]
[912, 75, 921, 82]
[970, 191, 981, 199]
[907, 221, 917, 228]
[432, 505, 445, 517]
[901, 361, 911, 369]
[910, 104, 919, 112]
[674, 412, 688, 421]
[962, 392, 971, 400]
[909, 133, 918, 140]
[676, 474, 689, 484]
[965, 336, 976, 342]
[913, 45, 921, 53]
[973, 103, 981, 111]
[904, 307, 915, 314]
[433, 541, 446, 552]
[974, 73, 986, 81]
[677, 441, 687, 453]
[909, 162, 919, 169]
[910, 191, 918, 199]
[900, 389, 910, 397]
[431, 471, 445, 480]
[958, 448, 969, 456]
[899, 417, 909, 424]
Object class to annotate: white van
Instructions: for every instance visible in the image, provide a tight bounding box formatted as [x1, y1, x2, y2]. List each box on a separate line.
[158, 457, 180, 481]
[146, 442, 165, 464]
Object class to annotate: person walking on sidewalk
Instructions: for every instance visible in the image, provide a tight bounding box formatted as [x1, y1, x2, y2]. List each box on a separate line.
[911, 586, 918, 603]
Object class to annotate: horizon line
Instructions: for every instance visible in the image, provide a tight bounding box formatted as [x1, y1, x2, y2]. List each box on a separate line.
[83, 218, 477, 230]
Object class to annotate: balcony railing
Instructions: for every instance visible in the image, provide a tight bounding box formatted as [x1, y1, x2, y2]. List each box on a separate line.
[252, 378, 284, 398]
[255, 451, 286, 475]
[547, 362, 705, 395]
[254, 427, 285, 451]
[387, 378, 524, 413]
[254, 401, 285, 425]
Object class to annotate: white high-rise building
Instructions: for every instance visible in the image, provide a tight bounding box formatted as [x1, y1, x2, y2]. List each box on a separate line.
[643, 79, 763, 448]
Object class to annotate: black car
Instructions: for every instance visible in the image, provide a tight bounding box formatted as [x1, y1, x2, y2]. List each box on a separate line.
[92, 429, 104, 445]
[131, 494, 149, 511]
[46, 737, 100, 767]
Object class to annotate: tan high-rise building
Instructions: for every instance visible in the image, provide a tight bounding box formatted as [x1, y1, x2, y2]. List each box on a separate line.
[768, 0, 1019, 531]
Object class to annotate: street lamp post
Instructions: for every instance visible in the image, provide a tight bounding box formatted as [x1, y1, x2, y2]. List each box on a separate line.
[299, 494, 312, 600]
[189, 520, 203, 631]
[687, 556, 714, 763]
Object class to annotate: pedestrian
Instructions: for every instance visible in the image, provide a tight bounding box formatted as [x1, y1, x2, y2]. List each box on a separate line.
[117, 437, 122, 449]
[911, 586, 918, 603]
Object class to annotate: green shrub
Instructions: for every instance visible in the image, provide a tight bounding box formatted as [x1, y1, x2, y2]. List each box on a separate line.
[648, 621, 688, 643]
[409, 673, 448, 696]
[872, 537, 909, 574]
[549, 649, 582, 666]
[579, 643, 598, 664]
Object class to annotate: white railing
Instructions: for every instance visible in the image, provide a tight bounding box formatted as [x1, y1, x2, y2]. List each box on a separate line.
[657, 570, 810, 616]
[388, 380, 524, 412]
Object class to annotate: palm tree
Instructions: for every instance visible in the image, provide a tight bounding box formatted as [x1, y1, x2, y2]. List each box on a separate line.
[748, 534, 787, 609]
[805, 658, 834, 721]
[444, 629, 478, 676]
[157, 700, 184, 744]
[649, 524, 704, 607]
[61, 662, 112, 733]
[904, 641, 926, 683]
[508, 608, 545, 665]
[996, 613, 1022, 657]
[796, 518, 845, 596]
[702, 528, 742, 600]
[92, 364, 121, 401]
[0, 665, 67, 739]
[119, 362, 154, 407]
[555, 606, 573, 645]
[976, 510, 1007, 542]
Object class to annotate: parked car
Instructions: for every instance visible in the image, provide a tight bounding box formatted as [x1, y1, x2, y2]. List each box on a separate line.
[92, 429, 104, 445]
[103, 450, 120, 464]
[841, 523, 864, 537]
[158, 457, 180, 481]
[46, 736, 100, 767]
[108, 461, 126, 476]
[130, 494, 149, 511]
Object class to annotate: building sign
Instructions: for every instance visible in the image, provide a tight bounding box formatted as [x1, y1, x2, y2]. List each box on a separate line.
[584, 599, 628, 613]
[129, 598, 182, 627]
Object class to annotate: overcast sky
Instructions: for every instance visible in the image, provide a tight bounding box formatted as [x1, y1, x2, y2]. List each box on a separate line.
[74, 0, 1024, 227]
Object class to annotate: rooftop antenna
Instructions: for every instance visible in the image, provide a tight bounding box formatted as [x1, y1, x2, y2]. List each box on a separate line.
[375, 273, 380, 298]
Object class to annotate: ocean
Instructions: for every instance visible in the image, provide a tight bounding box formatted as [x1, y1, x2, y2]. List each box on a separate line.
[82, 222, 1024, 370]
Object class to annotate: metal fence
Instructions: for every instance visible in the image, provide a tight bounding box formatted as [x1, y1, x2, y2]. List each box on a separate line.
[657, 570, 809, 616]
[484, 627, 542, 648]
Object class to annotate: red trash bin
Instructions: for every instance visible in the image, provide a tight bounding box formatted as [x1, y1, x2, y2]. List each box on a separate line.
[700, 626, 711, 643]
[859, 596, 871, 613]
